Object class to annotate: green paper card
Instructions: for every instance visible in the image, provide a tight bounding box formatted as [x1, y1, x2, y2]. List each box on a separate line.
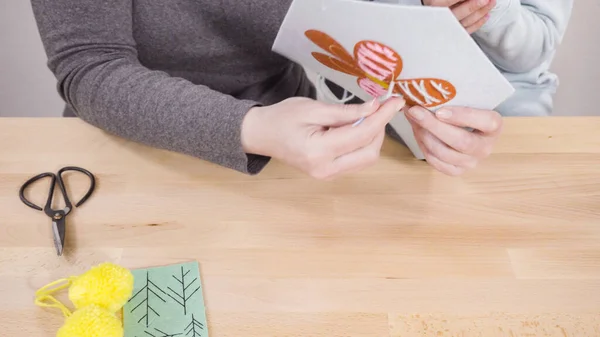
[124, 261, 208, 337]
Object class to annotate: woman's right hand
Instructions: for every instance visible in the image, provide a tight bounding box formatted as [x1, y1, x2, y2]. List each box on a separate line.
[241, 97, 405, 179]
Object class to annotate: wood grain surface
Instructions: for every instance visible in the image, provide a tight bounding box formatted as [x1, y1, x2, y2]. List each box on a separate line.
[0, 117, 599, 336]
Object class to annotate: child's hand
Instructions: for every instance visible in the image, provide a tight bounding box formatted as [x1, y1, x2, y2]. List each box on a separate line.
[423, 0, 496, 34]
[405, 105, 503, 176]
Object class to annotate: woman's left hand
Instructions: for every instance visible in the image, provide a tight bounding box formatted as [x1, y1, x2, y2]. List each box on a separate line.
[405, 105, 503, 176]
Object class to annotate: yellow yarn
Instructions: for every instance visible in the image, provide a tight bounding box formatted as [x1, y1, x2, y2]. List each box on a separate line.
[34, 262, 134, 337]
[35, 277, 77, 317]
[57, 305, 123, 337]
[69, 262, 134, 313]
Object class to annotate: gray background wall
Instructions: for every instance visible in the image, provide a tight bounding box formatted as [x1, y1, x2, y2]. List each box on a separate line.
[1, 1, 598, 117]
[0, 0, 65, 117]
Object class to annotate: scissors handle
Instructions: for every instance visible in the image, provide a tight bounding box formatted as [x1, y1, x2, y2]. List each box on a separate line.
[19, 172, 57, 211]
[57, 166, 96, 208]
[19, 166, 96, 216]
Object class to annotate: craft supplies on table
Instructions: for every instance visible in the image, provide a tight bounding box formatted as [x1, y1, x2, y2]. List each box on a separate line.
[34, 261, 209, 337]
[123, 261, 209, 337]
[19, 166, 96, 256]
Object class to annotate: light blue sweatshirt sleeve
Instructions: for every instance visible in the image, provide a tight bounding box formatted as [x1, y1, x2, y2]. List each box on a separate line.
[472, 0, 574, 73]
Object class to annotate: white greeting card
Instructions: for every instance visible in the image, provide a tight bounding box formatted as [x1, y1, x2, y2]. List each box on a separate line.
[272, 0, 515, 159]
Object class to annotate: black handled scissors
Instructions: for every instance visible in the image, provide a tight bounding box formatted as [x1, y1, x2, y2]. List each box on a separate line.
[19, 166, 96, 256]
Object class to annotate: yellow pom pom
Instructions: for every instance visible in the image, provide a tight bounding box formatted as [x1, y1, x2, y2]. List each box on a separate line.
[69, 262, 134, 313]
[57, 305, 123, 337]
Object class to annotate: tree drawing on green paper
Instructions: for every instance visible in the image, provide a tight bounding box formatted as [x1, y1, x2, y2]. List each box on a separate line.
[128, 271, 168, 327]
[166, 265, 201, 315]
[144, 328, 182, 337]
[184, 314, 205, 337]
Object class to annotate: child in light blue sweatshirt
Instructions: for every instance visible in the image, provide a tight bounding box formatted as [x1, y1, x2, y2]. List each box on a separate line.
[471, 0, 574, 116]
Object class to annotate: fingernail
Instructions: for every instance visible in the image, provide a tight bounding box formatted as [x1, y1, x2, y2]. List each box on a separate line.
[479, 0, 488, 5]
[395, 99, 406, 112]
[408, 107, 425, 121]
[490, 119, 498, 130]
[435, 109, 452, 119]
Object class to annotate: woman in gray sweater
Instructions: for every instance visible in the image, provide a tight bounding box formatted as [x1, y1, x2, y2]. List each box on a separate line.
[30, 0, 501, 179]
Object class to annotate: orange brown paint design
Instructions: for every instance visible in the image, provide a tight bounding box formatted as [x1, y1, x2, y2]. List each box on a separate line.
[305, 29, 457, 108]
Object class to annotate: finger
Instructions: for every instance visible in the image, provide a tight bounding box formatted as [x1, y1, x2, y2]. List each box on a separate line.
[329, 129, 386, 176]
[410, 126, 466, 176]
[423, 150, 467, 176]
[460, 0, 494, 29]
[325, 97, 405, 157]
[465, 13, 490, 34]
[433, 106, 503, 135]
[406, 106, 490, 157]
[410, 119, 476, 172]
[451, 0, 490, 21]
[418, 128, 479, 169]
[311, 98, 380, 127]
[426, 0, 464, 7]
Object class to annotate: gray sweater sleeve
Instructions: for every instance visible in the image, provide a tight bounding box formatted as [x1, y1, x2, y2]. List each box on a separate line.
[30, 0, 270, 174]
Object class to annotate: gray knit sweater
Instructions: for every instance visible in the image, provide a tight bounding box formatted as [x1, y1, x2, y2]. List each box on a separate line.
[31, 0, 315, 174]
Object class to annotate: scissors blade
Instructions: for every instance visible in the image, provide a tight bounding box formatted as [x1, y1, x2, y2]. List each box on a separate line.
[51, 218, 66, 256]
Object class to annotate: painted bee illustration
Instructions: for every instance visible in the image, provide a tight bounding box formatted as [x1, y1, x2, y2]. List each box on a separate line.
[305, 29, 457, 108]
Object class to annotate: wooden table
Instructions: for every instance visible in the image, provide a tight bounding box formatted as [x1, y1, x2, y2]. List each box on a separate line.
[1, 117, 600, 336]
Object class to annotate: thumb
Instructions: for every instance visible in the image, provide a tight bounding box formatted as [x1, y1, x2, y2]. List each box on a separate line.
[312, 98, 380, 127]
